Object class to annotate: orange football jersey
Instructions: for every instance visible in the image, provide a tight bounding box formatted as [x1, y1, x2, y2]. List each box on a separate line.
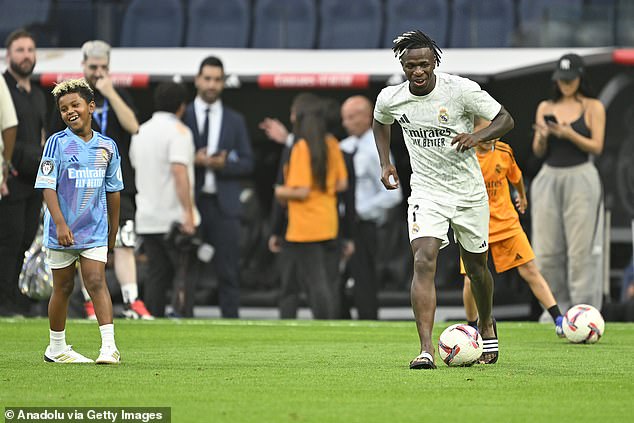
[476, 141, 523, 243]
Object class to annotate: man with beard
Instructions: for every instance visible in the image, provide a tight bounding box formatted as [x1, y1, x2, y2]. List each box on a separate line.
[183, 56, 253, 318]
[49, 40, 153, 320]
[0, 29, 47, 316]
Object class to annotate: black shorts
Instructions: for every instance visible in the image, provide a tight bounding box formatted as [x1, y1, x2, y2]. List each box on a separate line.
[119, 193, 136, 224]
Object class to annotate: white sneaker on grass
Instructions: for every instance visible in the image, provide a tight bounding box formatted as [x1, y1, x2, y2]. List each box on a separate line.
[44, 345, 94, 363]
[95, 346, 121, 364]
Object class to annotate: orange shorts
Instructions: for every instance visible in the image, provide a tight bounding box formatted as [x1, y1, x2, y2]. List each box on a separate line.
[460, 231, 535, 274]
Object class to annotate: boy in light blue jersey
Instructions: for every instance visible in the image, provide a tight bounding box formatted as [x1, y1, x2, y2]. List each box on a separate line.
[35, 78, 122, 364]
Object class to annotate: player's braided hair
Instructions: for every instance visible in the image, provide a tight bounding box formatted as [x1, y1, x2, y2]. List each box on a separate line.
[52, 78, 94, 107]
[392, 30, 442, 65]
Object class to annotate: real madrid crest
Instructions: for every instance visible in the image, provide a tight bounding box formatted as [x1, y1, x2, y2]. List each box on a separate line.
[438, 107, 449, 124]
[411, 223, 420, 234]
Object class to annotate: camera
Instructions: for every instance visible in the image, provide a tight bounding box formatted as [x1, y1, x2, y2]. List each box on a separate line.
[164, 222, 214, 263]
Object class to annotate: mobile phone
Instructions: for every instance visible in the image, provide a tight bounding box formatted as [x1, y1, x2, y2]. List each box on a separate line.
[543, 114, 558, 124]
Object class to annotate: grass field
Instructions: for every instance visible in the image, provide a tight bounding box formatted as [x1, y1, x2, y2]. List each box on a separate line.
[1, 318, 633, 422]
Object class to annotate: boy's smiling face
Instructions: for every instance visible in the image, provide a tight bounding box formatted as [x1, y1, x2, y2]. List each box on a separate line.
[58, 92, 95, 135]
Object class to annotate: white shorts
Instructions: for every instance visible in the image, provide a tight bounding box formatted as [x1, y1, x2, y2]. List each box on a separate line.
[407, 197, 489, 253]
[46, 246, 108, 269]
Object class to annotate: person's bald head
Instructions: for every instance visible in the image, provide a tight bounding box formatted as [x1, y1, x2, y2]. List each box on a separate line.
[341, 95, 373, 137]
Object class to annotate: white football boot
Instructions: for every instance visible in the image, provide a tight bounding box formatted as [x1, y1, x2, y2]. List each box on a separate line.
[95, 346, 121, 364]
[44, 345, 94, 363]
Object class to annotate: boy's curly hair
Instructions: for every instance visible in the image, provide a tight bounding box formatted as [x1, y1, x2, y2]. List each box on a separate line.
[52, 78, 94, 106]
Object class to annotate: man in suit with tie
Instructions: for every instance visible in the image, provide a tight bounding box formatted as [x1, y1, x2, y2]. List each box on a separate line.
[183, 56, 254, 318]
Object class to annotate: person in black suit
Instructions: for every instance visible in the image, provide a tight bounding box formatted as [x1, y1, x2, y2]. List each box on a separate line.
[183, 56, 254, 318]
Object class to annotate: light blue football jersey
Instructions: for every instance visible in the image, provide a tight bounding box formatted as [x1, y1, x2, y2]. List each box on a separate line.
[35, 127, 124, 249]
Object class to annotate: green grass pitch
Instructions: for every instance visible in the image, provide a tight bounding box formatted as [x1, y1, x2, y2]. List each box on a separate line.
[1, 318, 633, 422]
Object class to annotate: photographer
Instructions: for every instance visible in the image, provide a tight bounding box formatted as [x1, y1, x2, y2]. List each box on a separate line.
[129, 82, 199, 317]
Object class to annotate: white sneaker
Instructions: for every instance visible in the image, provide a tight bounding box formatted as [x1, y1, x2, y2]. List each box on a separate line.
[44, 345, 94, 363]
[95, 346, 121, 364]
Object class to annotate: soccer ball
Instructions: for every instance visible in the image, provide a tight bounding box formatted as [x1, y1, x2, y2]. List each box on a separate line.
[562, 304, 605, 344]
[438, 324, 483, 366]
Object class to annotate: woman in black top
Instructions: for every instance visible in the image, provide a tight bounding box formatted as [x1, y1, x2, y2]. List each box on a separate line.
[530, 53, 606, 317]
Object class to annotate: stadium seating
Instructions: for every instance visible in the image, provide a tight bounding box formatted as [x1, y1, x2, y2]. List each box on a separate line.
[51, 0, 96, 47]
[0, 0, 51, 46]
[120, 0, 183, 47]
[185, 0, 250, 47]
[383, 0, 448, 48]
[251, 0, 317, 49]
[576, 0, 616, 47]
[449, 0, 515, 48]
[517, 0, 583, 47]
[318, 0, 383, 49]
[616, 0, 634, 46]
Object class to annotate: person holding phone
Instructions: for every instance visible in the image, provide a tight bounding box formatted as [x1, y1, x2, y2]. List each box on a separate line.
[531, 53, 606, 318]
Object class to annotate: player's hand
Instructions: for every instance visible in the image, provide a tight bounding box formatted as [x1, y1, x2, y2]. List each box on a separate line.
[57, 223, 74, 247]
[380, 163, 399, 190]
[94, 74, 116, 98]
[451, 133, 479, 152]
[268, 234, 282, 253]
[515, 195, 528, 214]
[259, 118, 289, 144]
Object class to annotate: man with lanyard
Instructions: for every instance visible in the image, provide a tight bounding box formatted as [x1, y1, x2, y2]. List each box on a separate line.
[49, 40, 153, 320]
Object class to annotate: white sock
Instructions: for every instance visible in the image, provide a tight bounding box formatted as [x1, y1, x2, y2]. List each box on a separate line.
[99, 324, 116, 349]
[81, 287, 91, 302]
[49, 329, 67, 353]
[120, 284, 138, 304]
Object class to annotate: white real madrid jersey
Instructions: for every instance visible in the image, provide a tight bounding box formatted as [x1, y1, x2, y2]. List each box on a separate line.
[374, 72, 501, 206]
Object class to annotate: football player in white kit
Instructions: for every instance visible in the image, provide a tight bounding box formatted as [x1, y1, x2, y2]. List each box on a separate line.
[373, 30, 514, 369]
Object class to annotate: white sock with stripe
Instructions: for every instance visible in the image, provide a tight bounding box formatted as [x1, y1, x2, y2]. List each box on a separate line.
[49, 329, 67, 354]
[99, 324, 116, 349]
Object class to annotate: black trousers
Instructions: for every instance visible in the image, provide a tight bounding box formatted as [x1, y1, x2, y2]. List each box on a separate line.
[279, 239, 340, 319]
[141, 233, 195, 317]
[198, 194, 241, 318]
[347, 220, 379, 320]
[0, 189, 42, 315]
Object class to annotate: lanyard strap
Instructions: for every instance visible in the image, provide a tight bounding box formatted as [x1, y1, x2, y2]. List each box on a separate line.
[93, 99, 109, 133]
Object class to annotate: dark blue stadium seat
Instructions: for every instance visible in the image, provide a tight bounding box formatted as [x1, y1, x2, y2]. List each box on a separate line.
[383, 0, 448, 48]
[185, 0, 250, 47]
[0, 0, 51, 46]
[577, 0, 616, 46]
[120, 0, 183, 47]
[616, 0, 634, 46]
[252, 0, 316, 49]
[517, 0, 583, 47]
[52, 0, 96, 47]
[318, 0, 382, 49]
[450, 0, 515, 48]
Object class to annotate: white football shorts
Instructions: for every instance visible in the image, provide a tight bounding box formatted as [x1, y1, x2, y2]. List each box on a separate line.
[46, 246, 108, 269]
[407, 197, 490, 253]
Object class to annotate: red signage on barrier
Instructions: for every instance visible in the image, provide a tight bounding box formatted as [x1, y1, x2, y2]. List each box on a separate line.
[39, 73, 150, 88]
[258, 73, 370, 89]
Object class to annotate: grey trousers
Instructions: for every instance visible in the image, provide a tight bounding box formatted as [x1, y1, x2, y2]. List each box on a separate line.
[531, 162, 604, 315]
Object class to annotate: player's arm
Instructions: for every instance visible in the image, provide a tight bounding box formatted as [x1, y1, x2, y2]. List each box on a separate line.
[106, 191, 120, 251]
[473, 106, 514, 144]
[510, 176, 528, 215]
[372, 119, 399, 190]
[42, 188, 74, 246]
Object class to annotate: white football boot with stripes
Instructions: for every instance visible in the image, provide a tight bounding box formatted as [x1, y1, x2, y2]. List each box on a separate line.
[96, 346, 121, 364]
[44, 345, 94, 363]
